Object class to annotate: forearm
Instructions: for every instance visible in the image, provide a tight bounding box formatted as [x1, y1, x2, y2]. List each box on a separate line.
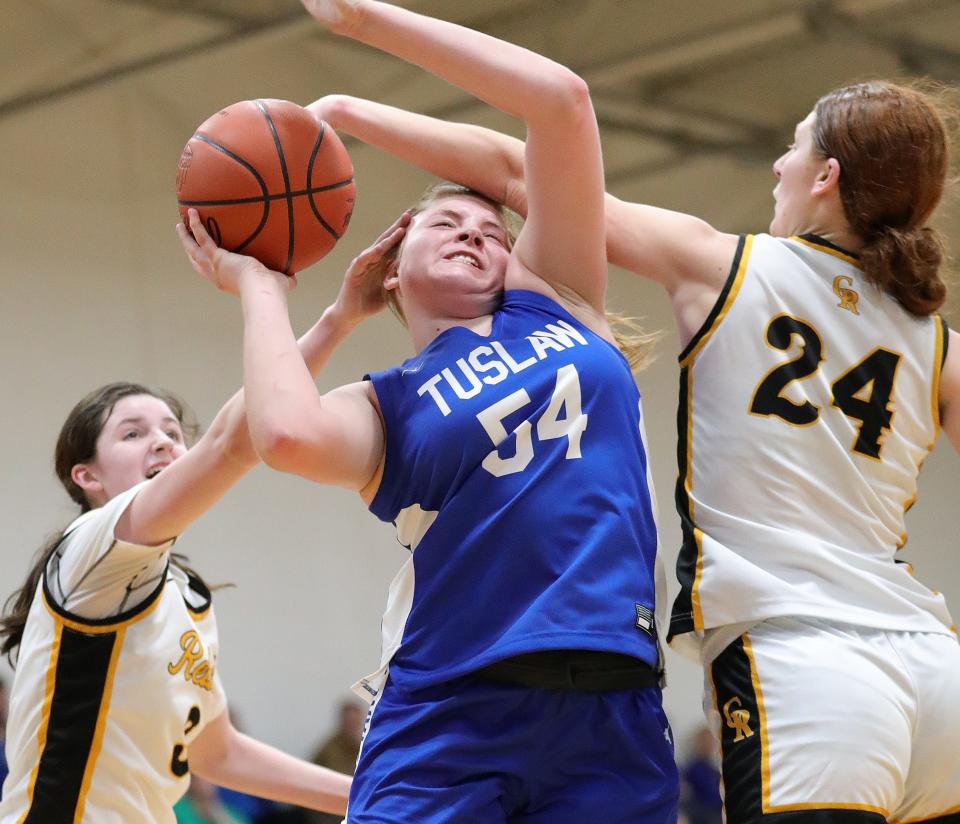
[315, 95, 526, 212]
[238, 269, 325, 456]
[191, 726, 350, 814]
[201, 301, 356, 467]
[335, 2, 584, 124]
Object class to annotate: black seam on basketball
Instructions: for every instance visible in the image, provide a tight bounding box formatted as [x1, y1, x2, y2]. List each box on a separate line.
[256, 100, 295, 274]
[191, 133, 270, 253]
[307, 121, 343, 242]
[176, 179, 354, 208]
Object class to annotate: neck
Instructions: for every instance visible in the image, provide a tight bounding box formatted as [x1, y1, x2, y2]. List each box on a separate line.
[406, 311, 494, 352]
[797, 198, 864, 254]
[804, 225, 864, 254]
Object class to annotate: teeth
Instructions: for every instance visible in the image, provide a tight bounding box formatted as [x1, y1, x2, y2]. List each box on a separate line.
[449, 254, 478, 267]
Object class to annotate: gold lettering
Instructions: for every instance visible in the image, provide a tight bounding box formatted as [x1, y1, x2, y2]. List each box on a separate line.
[168, 630, 215, 691]
[723, 696, 754, 742]
[833, 276, 860, 315]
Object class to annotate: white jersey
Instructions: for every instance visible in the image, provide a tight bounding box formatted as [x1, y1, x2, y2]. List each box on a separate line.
[667, 233, 955, 661]
[0, 484, 227, 823]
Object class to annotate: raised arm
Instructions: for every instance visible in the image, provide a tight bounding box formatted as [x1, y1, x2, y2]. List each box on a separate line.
[179, 208, 409, 496]
[115, 263, 369, 546]
[309, 95, 528, 217]
[941, 328, 960, 451]
[312, 94, 737, 313]
[303, 0, 606, 311]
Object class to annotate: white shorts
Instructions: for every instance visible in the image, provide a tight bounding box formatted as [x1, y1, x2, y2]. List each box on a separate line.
[705, 617, 960, 823]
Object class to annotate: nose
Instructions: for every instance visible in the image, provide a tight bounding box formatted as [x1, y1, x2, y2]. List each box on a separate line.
[457, 227, 483, 246]
[772, 155, 784, 178]
[152, 430, 176, 453]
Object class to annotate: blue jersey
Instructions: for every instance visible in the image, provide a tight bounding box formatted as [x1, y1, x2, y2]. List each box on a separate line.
[366, 290, 660, 692]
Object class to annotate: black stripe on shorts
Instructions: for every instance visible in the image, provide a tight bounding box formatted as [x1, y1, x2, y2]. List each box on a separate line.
[711, 636, 887, 824]
[24, 627, 117, 823]
[711, 634, 766, 823]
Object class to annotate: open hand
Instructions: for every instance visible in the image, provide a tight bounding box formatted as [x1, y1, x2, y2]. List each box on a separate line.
[332, 210, 409, 325]
[177, 209, 293, 296]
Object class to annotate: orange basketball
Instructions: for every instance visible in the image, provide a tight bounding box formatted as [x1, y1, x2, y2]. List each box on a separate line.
[176, 99, 355, 275]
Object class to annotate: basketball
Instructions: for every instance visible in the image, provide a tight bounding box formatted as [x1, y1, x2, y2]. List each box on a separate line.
[176, 99, 355, 275]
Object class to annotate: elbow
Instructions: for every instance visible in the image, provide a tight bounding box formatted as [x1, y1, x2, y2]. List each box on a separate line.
[531, 68, 593, 123]
[309, 94, 349, 129]
[252, 424, 307, 473]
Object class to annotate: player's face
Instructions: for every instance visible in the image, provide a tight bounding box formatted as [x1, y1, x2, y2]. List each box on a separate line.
[392, 195, 510, 318]
[79, 394, 187, 507]
[770, 112, 824, 237]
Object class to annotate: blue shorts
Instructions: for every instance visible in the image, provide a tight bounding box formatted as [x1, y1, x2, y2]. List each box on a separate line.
[347, 672, 679, 823]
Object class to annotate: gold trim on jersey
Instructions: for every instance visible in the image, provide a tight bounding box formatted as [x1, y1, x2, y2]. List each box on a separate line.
[41, 577, 167, 634]
[793, 235, 861, 267]
[17, 625, 62, 824]
[897, 318, 943, 551]
[679, 237, 753, 630]
[679, 235, 753, 369]
[74, 626, 127, 821]
[683, 365, 707, 630]
[931, 315, 945, 437]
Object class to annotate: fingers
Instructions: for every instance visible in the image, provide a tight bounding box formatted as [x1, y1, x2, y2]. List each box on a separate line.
[176, 222, 209, 274]
[373, 209, 412, 244]
[352, 211, 410, 267]
[186, 208, 214, 250]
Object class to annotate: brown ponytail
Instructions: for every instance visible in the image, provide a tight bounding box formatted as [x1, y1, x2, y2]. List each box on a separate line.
[858, 225, 947, 316]
[813, 80, 956, 315]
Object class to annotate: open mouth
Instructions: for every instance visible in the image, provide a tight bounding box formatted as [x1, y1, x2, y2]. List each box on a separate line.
[446, 252, 481, 268]
[145, 465, 167, 479]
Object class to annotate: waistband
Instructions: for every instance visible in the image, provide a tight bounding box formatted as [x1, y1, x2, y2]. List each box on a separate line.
[475, 650, 661, 692]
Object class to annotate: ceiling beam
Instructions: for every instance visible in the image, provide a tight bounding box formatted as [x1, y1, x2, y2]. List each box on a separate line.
[0, 10, 311, 120]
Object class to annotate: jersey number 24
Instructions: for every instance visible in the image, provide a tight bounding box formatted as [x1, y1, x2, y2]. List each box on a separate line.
[749, 314, 901, 460]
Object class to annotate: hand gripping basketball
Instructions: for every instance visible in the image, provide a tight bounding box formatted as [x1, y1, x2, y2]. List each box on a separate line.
[177, 208, 295, 297]
[176, 99, 355, 275]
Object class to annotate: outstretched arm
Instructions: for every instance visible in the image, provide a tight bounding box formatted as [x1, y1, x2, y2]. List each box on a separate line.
[312, 94, 736, 308]
[115, 263, 364, 546]
[189, 710, 351, 815]
[941, 329, 960, 451]
[304, 0, 606, 312]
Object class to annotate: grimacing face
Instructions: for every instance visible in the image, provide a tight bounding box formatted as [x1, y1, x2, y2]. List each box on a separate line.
[389, 195, 511, 318]
[74, 394, 187, 507]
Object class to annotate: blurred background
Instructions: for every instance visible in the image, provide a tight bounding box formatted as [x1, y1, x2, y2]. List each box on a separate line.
[2, 0, 958, 810]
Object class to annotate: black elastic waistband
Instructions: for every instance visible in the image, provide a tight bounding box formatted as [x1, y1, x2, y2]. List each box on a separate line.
[475, 650, 660, 692]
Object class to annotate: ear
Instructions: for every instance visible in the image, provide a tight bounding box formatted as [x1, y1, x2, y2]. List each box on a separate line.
[71, 463, 103, 498]
[383, 259, 400, 293]
[812, 157, 841, 197]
